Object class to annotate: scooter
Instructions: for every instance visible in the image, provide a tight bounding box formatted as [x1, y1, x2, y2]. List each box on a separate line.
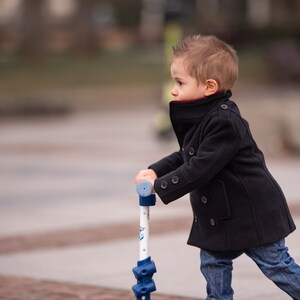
[132, 181, 157, 300]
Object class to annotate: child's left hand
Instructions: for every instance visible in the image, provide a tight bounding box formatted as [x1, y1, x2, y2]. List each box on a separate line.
[135, 169, 157, 193]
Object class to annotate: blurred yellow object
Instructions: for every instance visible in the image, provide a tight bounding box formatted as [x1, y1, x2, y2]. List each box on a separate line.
[154, 22, 182, 137]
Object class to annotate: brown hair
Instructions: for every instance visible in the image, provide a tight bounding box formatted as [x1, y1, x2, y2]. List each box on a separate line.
[172, 34, 239, 91]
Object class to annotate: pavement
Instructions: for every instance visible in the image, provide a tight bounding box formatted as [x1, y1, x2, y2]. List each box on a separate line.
[0, 103, 300, 299]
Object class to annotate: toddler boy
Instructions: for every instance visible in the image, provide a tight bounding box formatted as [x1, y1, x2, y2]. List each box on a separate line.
[135, 34, 300, 299]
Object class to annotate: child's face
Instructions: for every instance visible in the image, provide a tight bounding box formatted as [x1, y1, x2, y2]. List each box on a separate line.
[170, 57, 207, 101]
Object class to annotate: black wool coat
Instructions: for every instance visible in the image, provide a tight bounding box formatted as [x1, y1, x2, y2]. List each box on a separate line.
[149, 91, 296, 252]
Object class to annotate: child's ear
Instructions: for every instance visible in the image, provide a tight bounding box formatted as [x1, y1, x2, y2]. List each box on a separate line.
[204, 79, 218, 96]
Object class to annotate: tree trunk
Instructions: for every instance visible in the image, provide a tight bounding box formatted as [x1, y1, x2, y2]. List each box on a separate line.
[19, 0, 47, 60]
[71, 0, 99, 55]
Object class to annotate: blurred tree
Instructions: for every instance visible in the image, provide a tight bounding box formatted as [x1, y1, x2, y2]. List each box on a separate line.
[113, 0, 141, 28]
[71, 0, 99, 55]
[19, 0, 47, 60]
[139, 0, 164, 43]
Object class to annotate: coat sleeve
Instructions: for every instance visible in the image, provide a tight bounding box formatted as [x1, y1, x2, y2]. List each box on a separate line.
[148, 150, 184, 178]
[154, 117, 241, 204]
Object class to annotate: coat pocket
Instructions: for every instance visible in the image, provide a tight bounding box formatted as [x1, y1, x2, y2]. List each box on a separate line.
[210, 180, 231, 220]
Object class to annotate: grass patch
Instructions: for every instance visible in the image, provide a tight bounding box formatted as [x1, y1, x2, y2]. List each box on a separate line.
[0, 46, 164, 94]
[0, 45, 270, 95]
[237, 45, 269, 82]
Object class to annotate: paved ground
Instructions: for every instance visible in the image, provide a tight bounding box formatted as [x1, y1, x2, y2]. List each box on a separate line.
[0, 102, 300, 299]
[0, 275, 198, 300]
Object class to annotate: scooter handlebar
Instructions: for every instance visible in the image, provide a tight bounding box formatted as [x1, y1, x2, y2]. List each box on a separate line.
[136, 181, 153, 197]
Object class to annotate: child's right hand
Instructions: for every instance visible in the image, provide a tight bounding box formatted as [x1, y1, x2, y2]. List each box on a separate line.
[135, 169, 158, 192]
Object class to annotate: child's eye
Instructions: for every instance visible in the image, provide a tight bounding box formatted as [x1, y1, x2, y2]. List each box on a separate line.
[177, 80, 183, 86]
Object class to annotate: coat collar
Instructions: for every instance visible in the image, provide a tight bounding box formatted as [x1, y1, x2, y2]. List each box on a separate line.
[170, 90, 232, 122]
[169, 90, 232, 147]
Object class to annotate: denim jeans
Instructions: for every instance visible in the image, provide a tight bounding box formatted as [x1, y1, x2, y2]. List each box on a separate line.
[200, 239, 300, 300]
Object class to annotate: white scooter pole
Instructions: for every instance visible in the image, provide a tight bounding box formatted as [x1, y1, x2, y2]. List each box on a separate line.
[140, 205, 150, 260]
[132, 181, 157, 300]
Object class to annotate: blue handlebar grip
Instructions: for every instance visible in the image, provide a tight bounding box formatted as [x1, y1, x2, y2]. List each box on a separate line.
[136, 181, 153, 197]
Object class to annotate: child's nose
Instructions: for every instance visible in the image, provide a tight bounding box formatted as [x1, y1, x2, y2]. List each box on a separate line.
[171, 85, 177, 97]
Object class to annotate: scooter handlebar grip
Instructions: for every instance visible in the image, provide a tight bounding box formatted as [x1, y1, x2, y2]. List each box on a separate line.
[136, 181, 153, 197]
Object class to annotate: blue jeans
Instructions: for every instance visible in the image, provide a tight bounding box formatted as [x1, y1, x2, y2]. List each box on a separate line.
[200, 239, 300, 300]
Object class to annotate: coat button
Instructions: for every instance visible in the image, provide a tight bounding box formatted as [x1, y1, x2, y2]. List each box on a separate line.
[221, 104, 228, 110]
[160, 181, 168, 189]
[194, 216, 198, 223]
[210, 218, 216, 226]
[201, 196, 208, 204]
[188, 147, 195, 156]
[171, 176, 179, 184]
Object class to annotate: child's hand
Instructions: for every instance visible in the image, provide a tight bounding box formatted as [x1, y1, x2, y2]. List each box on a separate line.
[135, 169, 158, 193]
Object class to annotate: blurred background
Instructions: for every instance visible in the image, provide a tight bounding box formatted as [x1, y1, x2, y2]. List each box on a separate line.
[0, 0, 300, 151]
[0, 1, 300, 299]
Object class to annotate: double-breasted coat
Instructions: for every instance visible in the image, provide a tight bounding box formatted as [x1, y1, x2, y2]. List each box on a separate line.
[149, 91, 295, 252]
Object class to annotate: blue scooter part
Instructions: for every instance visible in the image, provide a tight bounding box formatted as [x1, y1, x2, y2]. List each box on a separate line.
[132, 256, 157, 300]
